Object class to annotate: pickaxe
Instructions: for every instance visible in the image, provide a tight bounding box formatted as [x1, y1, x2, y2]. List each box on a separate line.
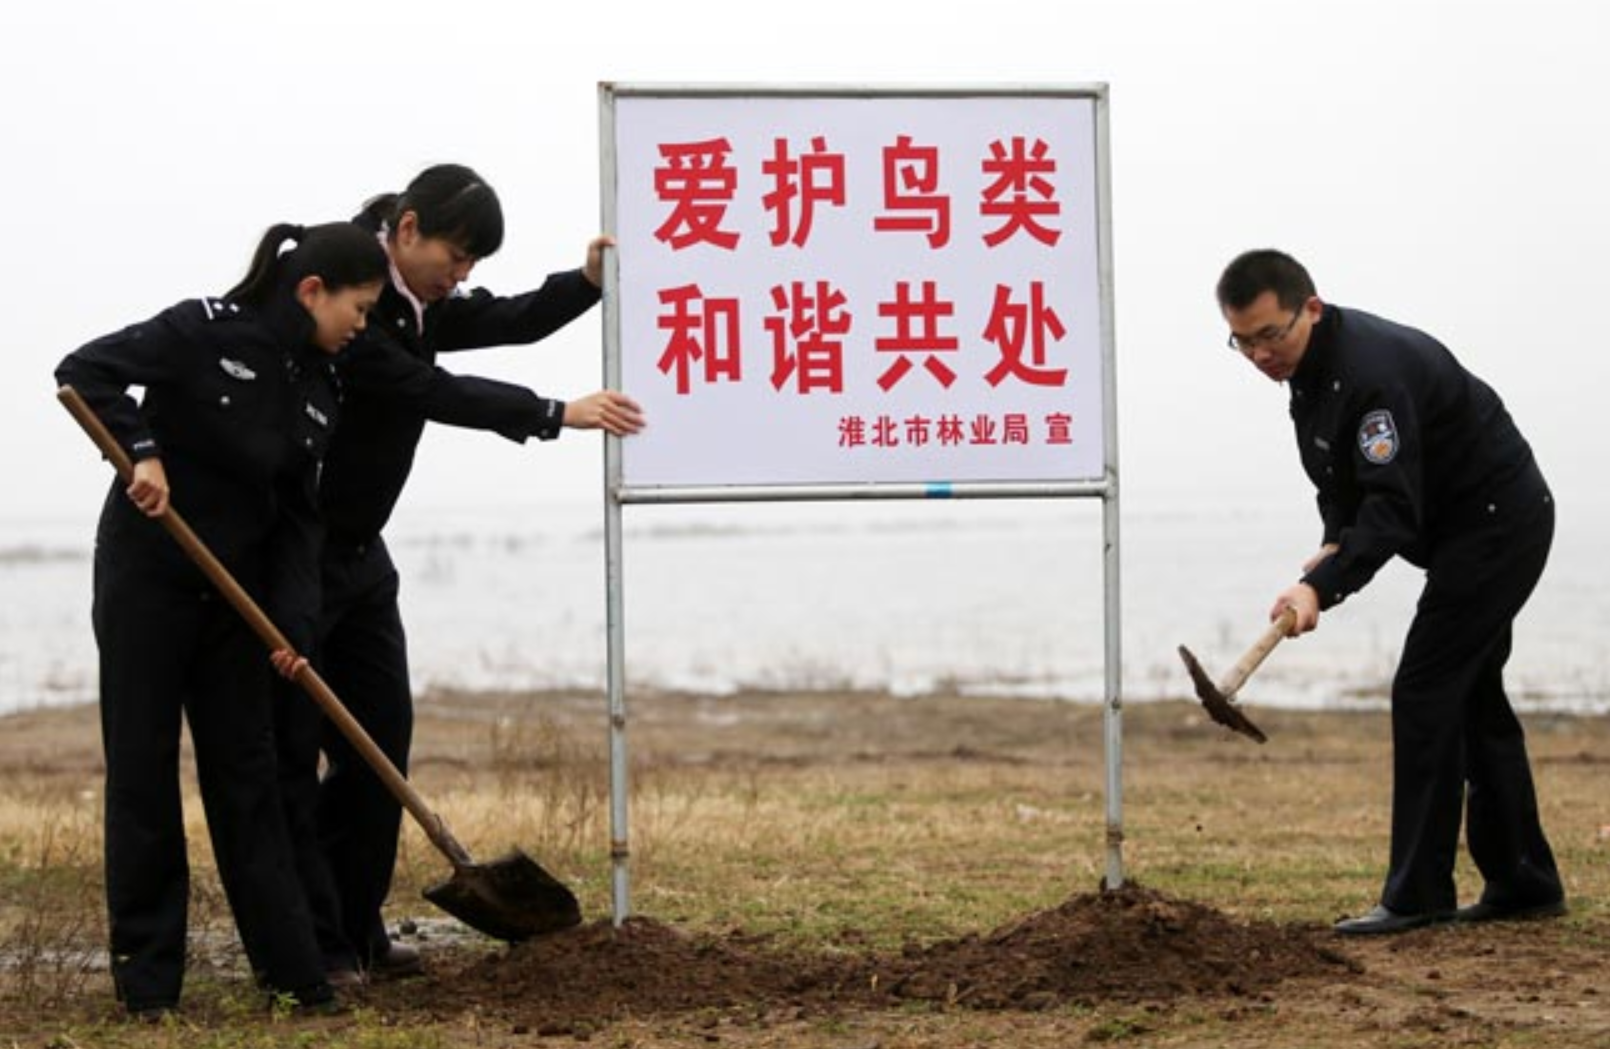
[1176, 607, 1298, 745]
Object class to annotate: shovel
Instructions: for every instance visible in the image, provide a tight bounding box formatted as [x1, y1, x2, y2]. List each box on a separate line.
[1176, 607, 1298, 745]
[58, 385, 581, 942]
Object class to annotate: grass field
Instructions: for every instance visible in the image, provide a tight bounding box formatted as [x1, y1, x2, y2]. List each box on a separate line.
[3, 688, 1607, 1047]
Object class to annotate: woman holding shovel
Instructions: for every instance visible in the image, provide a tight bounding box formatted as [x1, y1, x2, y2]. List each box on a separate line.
[56, 222, 387, 1018]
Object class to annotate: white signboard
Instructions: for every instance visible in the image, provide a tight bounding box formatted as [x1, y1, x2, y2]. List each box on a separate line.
[604, 86, 1112, 491]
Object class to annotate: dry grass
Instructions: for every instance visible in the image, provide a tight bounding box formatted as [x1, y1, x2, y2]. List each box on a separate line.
[3, 690, 1609, 1047]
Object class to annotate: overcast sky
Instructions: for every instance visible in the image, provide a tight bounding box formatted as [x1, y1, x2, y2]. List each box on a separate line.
[4, 0, 1605, 536]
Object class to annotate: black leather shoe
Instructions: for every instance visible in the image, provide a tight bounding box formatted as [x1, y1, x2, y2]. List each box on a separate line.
[1334, 904, 1453, 936]
[326, 966, 366, 990]
[1455, 898, 1567, 924]
[369, 940, 423, 979]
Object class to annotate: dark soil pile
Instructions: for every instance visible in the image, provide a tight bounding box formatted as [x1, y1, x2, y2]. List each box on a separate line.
[888, 883, 1357, 1009]
[381, 884, 1356, 1032]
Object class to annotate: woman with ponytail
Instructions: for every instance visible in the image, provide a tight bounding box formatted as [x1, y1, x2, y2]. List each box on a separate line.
[55, 221, 387, 1019]
[287, 163, 644, 979]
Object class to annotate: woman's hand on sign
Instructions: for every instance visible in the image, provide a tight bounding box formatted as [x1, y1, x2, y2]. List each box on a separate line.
[583, 234, 615, 288]
[564, 390, 645, 437]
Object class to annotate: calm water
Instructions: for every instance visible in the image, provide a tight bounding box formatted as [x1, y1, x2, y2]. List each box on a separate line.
[3, 497, 1606, 717]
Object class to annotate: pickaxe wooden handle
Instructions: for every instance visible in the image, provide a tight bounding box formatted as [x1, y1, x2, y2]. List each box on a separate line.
[1217, 606, 1298, 701]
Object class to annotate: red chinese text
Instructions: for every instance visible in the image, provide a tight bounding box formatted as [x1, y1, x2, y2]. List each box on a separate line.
[874, 280, 960, 391]
[982, 282, 1068, 387]
[837, 411, 1070, 448]
[873, 135, 951, 248]
[981, 136, 1062, 247]
[653, 138, 741, 250]
[762, 136, 846, 248]
[656, 284, 743, 394]
[766, 280, 852, 394]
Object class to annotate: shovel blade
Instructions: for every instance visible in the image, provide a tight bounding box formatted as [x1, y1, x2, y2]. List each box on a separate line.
[423, 849, 582, 942]
[1177, 644, 1269, 744]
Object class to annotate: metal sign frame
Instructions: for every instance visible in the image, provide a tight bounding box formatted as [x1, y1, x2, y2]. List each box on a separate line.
[597, 81, 1122, 923]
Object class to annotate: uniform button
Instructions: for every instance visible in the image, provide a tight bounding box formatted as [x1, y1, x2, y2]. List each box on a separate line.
[1487, 503, 1497, 513]
[219, 395, 231, 407]
[1332, 380, 1341, 391]
[304, 437, 315, 448]
[397, 317, 407, 328]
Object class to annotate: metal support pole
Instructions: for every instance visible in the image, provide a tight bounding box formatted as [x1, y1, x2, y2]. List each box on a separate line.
[597, 107, 633, 919]
[604, 486, 630, 924]
[1101, 485, 1124, 888]
[1094, 84, 1123, 890]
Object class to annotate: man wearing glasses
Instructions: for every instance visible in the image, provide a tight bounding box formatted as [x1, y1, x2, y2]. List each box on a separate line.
[1215, 248, 1564, 936]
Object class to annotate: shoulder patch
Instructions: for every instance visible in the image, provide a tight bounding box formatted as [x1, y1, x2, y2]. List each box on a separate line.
[1358, 409, 1398, 465]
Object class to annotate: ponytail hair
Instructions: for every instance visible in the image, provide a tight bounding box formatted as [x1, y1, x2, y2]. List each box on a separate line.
[225, 221, 389, 307]
[360, 163, 505, 259]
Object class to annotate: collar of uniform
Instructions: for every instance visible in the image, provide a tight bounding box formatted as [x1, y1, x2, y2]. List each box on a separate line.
[1289, 303, 1338, 394]
[378, 226, 427, 336]
[259, 284, 321, 364]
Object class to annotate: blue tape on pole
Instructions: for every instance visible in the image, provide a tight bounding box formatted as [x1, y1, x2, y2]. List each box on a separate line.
[925, 483, 954, 498]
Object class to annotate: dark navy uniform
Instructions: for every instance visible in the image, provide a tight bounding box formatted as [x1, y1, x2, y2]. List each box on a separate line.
[296, 228, 599, 966]
[1290, 304, 1561, 916]
[56, 294, 339, 1011]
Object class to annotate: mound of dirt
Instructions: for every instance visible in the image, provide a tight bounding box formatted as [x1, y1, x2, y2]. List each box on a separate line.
[890, 883, 1357, 1009]
[385, 885, 1356, 1032]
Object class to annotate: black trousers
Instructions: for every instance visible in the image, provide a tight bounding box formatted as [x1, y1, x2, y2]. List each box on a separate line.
[307, 536, 414, 967]
[1381, 478, 1562, 915]
[93, 532, 326, 1008]
[274, 674, 354, 971]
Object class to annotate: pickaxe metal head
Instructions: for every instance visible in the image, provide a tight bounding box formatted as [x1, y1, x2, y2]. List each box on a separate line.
[1177, 644, 1269, 744]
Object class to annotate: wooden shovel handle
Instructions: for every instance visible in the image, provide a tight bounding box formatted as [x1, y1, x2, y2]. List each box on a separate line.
[57, 385, 474, 869]
[1217, 606, 1298, 700]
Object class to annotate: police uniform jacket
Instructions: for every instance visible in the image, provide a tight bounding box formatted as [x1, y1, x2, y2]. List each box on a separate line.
[1292, 304, 1543, 610]
[55, 292, 339, 650]
[317, 219, 601, 548]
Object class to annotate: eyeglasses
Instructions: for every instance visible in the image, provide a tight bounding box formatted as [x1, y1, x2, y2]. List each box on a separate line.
[1227, 308, 1303, 353]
